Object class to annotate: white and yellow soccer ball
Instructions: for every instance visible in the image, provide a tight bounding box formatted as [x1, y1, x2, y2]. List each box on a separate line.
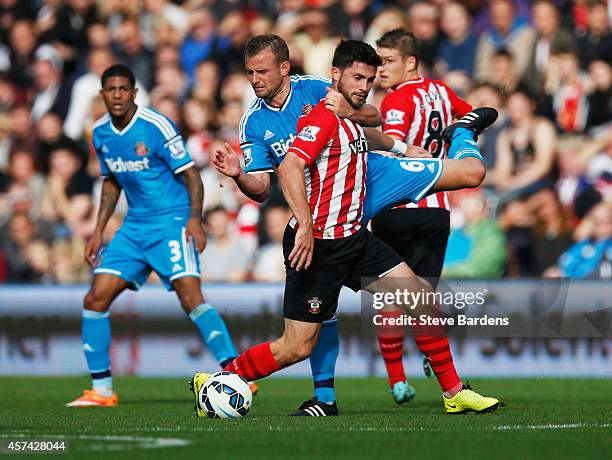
[198, 371, 252, 418]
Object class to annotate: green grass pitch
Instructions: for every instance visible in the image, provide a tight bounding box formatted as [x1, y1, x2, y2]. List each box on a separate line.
[0, 377, 610, 459]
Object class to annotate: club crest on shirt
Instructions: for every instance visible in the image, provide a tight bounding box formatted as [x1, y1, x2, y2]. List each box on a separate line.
[302, 103, 314, 115]
[307, 297, 322, 314]
[297, 125, 320, 142]
[243, 147, 252, 166]
[134, 141, 148, 156]
[385, 108, 405, 125]
[168, 137, 187, 160]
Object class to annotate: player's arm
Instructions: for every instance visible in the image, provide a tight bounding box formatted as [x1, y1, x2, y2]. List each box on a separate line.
[152, 114, 207, 251]
[278, 153, 313, 271]
[181, 166, 207, 252]
[364, 128, 430, 157]
[325, 87, 382, 127]
[278, 111, 336, 271]
[212, 142, 271, 202]
[86, 176, 121, 266]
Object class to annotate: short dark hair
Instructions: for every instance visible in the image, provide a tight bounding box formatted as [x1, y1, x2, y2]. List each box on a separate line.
[101, 64, 135, 88]
[245, 34, 290, 64]
[376, 28, 419, 63]
[332, 40, 382, 70]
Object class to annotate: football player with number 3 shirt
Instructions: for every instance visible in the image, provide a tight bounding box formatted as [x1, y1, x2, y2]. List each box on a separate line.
[66, 64, 244, 409]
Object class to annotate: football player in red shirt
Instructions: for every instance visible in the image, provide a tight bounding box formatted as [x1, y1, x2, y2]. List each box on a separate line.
[191, 40, 500, 416]
[372, 28, 490, 403]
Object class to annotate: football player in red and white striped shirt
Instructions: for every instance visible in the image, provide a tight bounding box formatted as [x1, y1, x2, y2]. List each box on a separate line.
[202, 40, 500, 416]
[286, 102, 368, 240]
[371, 28, 475, 403]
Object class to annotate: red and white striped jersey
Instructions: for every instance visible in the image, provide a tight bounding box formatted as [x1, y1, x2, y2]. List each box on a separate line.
[287, 101, 368, 239]
[381, 77, 472, 210]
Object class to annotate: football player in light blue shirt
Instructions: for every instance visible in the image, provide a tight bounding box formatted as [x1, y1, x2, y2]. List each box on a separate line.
[66, 64, 243, 410]
[210, 35, 470, 416]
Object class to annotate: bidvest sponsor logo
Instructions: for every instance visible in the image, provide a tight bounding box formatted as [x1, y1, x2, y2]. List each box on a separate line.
[105, 156, 151, 173]
[270, 133, 295, 157]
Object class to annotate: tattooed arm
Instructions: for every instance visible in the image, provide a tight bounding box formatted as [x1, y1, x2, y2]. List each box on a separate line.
[85, 176, 122, 266]
[181, 165, 207, 253]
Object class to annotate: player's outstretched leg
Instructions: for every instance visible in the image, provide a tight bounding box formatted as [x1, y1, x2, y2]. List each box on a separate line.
[290, 317, 340, 414]
[363, 106, 498, 223]
[66, 274, 126, 407]
[190, 318, 321, 417]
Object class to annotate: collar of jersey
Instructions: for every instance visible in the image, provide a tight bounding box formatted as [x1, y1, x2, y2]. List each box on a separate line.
[109, 105, 142, 136]
[262, 83, 293, 112]
[396, 77, 425, 90]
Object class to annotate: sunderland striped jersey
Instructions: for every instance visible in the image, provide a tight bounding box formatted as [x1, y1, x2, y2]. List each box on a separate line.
[381, 77, 472, 210]
[92, 105, 194, 223]
[288, 101, 367, 239]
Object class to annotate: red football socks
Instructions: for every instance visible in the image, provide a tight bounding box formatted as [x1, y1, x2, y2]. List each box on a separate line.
[223, 342, 282, 381]
[413, 334, 461, 394]
[377, 310, 407, 387]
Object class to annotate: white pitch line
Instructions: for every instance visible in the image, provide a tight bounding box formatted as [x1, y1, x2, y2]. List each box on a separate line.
[4, 423, 609, 434]
[493, 423, 611, 431]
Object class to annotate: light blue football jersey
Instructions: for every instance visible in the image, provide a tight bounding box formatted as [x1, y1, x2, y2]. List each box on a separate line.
[92, 106, 194, 223]
[240, 74, 330, 174]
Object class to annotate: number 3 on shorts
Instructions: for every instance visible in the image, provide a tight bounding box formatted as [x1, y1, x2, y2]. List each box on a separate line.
[399, 160, 426, 173]
[168, 240, 182, 262]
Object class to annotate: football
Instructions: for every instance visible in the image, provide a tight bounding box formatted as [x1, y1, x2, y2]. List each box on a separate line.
[198, 371, 253, 419]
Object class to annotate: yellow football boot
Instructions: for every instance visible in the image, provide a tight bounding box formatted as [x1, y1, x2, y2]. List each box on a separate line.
[189, 372, 211, 417]
[443, 383, 500, 414]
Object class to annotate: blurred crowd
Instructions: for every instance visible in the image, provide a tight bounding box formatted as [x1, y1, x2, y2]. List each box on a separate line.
[0, 0, 610, 285]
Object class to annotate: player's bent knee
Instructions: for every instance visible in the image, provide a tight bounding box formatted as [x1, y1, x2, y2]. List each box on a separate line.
[178, 292, 198, 311]
[173, 279, 204, 311]
[83, 290, 110, 312]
